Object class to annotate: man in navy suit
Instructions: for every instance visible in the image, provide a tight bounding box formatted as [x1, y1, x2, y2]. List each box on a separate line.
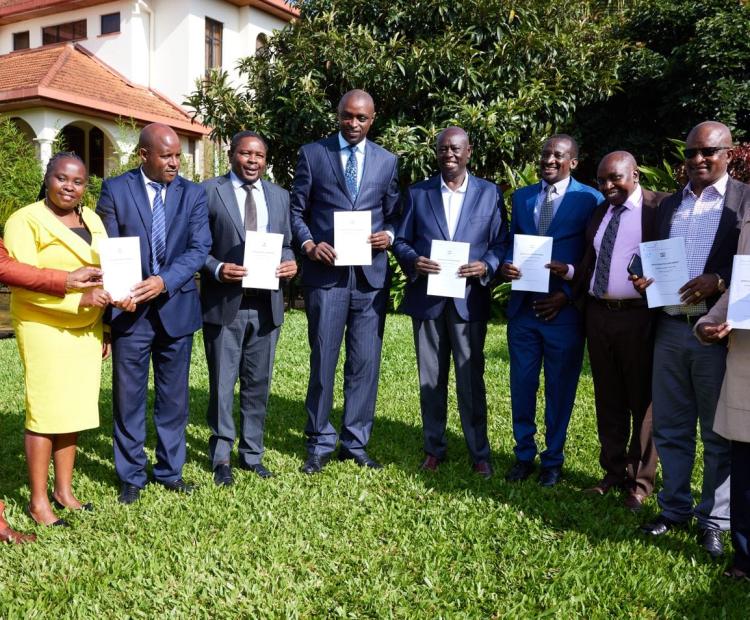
[201, 131, 297, 485]
[290, 89, 400, 474]
[97, 123, 211, 504]
[501, 134, 603, 487]
[393, 127, 508, 476]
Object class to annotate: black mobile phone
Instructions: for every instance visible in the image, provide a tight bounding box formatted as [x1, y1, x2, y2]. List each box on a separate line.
[627, 253, 643, 278]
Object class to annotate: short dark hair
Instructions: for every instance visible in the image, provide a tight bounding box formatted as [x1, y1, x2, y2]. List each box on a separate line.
[229, 130, 268, 154]
[545, 133, 579, 159]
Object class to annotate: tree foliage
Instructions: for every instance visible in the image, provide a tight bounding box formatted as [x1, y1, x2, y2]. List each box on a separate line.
[576, 0, 750, 171]
[186, 0, 626, 186]
[0, 116, 43, 230]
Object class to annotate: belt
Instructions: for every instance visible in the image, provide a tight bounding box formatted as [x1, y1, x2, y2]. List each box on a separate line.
[589, 296, 647, 311]
[662, 311, 703, 325]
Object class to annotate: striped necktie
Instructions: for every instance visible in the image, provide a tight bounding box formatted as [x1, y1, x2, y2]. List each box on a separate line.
[149, 182, 166, 274]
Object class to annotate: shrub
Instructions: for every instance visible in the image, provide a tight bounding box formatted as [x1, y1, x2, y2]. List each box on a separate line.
[0, 116, 43, 233]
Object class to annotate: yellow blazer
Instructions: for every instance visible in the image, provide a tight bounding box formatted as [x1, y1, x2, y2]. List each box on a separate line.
[4, 200, 107, 328]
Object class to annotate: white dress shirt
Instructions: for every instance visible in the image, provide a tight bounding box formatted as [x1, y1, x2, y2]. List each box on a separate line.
[214, 171, 270, 280]
[440, 173, 469, 239]
[141, 167, 167, 209]
[533, 176, 571, 228]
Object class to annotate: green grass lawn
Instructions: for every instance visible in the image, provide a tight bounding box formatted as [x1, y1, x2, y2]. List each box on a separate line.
[1, 310, 748, 618]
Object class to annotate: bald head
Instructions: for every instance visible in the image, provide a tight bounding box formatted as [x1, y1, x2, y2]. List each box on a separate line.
[337, 89, 375, 145]
[685, 121, 733, 194]
[437, 126, 469, 147]
[138, 122, 181, 184]
[596, 150, 639, 206]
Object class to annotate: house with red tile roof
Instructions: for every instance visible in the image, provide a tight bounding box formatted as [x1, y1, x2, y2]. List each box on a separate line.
[0, 0, 297, 177]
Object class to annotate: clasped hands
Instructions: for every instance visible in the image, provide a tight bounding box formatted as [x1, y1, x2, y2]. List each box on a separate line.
[77, 275, 165, 313]
[304, 231, 391, 266]
[414, 256, 487, 279]
[219, 260, 298, 283]
[500, 260, 569, 321]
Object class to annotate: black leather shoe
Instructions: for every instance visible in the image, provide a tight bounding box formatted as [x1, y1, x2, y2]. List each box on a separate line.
[240, 463, 274, 479]
[156, 478, 196, 494]
[640, 514, 685, 536]
[213, 464, 234, 487]
[118, 483, 141, 505]
[51, 497, 94, 512]
[538, 466, 562, 487]
[698, 527, 724, 559]
[338, 449, 383, 469]
[505, 460, 535, 482]
[300, 454, 330, 474]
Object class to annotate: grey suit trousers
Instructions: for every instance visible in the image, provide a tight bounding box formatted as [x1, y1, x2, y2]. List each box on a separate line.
[204, 296, 279, 468]
[652, 315, 731, 530]
[413, 303, 490, 463]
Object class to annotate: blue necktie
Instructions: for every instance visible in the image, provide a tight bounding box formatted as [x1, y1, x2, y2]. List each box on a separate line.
[149, 182, 166, 274]
[344, 145, 358, 200]
[538, 184, 555, 235]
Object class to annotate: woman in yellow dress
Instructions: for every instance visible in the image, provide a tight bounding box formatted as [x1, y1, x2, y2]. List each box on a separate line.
[4, 152, 111, 527]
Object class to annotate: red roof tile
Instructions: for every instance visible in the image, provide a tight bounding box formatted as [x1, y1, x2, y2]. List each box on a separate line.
[0, 42, 209, 136]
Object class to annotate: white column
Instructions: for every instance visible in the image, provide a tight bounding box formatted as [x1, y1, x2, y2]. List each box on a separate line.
[34, 137, 54, 171]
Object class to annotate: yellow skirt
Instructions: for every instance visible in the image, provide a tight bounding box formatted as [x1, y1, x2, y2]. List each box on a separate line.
[14, 319, 102, 434]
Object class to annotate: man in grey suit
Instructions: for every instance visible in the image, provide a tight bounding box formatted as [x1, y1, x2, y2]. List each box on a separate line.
[201, 131, 297, 485]
[290, 90, 400, 474]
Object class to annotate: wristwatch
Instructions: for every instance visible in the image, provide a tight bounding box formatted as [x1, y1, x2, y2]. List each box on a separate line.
[714, 273, 727, 294]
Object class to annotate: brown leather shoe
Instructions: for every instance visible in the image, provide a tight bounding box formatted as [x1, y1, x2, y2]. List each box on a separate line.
[473, 461, 493, 479]
[584, 479, 618, 495]
[420, 454, 442, 472]
[624, 491, 646, 511]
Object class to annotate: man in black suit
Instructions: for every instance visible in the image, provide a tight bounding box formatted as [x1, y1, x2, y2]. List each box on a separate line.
[290, 90, 400, 474]
[569, 151, 664, 510]
[633, 121, 749, 557]
[201, 131, 297, 485]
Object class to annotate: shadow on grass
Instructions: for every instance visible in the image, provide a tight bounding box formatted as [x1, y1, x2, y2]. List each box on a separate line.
[0, 376, 721, 576]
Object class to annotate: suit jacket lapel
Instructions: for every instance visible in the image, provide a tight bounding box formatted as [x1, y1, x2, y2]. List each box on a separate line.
[127, 170, 153, 255]
[261, 180, 280, 234]
[527, 182, 541, 234]
[706, 178, 741, 267]
[355, 141, 378, 208]
[452, 174, 476, 240]
[325, 135, 353, 207]
[426, 176, 450, 240]
[164, 176, 183, 240]
[545, 177, 577, 236]
[33, 202, 98, 264]
[219, 174, 245, 241]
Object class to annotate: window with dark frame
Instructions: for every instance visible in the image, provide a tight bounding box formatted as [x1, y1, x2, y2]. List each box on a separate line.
[101, 12, 120, 35]
[42, 19, 87, 46]
[205, 18, 223, 74]
[12, 31, 30, 50]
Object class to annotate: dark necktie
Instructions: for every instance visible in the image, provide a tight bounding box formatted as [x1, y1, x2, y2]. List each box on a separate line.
[592, 204, 627, 298]
[344, 145, 358, 199]
[538, 184, 555, 235]
[242, 183, 257, 231]
[149, 182, 166, 274]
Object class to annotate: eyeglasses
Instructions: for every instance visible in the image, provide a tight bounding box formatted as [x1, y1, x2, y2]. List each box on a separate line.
[685, 146, 731, 159]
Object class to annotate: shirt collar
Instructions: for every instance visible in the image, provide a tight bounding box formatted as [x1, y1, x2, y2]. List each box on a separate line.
[230, 170, 259, 189]
[684, 172, 730, 198]
[338, 132, 366, 153]
[141, 167, 165, 188]
[619, 184, 643, 211]
[541, 176, 571, 196]
[440, 173, 469, 194]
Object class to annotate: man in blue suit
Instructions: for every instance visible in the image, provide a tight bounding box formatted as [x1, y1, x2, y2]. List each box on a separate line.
[201, 131, 297, 485]
[290, 90, 400, 474]
[501, 134, 603, 486]
[393, 127, 508, 476]
[97, 123, 211, 504]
